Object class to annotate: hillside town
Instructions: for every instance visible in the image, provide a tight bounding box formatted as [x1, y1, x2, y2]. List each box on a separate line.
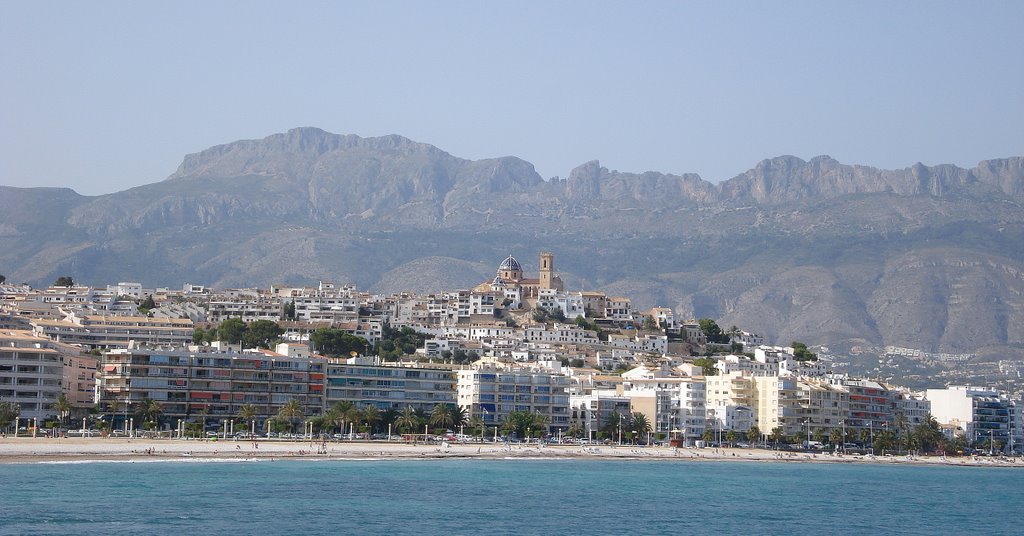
[1, 253, 1019, 454]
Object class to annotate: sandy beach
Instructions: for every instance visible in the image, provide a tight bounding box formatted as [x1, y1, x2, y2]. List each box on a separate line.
[1, 437, 1020, 467]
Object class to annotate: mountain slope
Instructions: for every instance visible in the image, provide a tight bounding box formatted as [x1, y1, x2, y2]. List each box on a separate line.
[1, 127, 1022, 356]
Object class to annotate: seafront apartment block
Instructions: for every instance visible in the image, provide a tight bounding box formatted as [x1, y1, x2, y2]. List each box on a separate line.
[324, 355, 456, 412]
[97, 345, 324, 429]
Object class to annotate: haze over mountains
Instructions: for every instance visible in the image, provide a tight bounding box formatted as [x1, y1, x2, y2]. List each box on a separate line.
[2, 127, 1022, 358]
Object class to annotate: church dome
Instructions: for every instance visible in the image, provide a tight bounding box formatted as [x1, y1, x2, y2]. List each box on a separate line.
[498, 255, 521, 272]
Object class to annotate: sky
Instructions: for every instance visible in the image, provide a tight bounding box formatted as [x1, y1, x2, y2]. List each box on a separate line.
[2, 1, 1022, 195]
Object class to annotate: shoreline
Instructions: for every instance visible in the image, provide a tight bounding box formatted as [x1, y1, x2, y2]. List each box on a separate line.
[2, 437, 1021, 468]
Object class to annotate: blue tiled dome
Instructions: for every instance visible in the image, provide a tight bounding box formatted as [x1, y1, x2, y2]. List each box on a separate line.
[499, 254, 521, 272]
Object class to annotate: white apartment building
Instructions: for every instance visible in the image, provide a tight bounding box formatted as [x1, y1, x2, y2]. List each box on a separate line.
[926, 385, 1013, 448]
[31, 313, 194, 350]
[606, 333, 668, 355]
[569, 389, 631, 440]
[621, 367, 706, 445]
[525, 323, 599, 345]
[1, 330, 63, 420]
[604, 297, 633, 322]
[705, 371, 755, 433]
[456, 361, 570, 436]
[208, 298, 283, 323]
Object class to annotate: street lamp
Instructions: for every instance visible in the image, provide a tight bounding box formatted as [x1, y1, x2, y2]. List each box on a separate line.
[804, 419, 810, 448]
[840, 420, 846, 454]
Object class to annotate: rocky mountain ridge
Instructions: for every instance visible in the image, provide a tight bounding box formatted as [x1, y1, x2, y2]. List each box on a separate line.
[1, 127, 1022, 358]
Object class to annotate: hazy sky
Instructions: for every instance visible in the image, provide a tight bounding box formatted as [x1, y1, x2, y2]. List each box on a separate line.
[2, 1, 1022, 195]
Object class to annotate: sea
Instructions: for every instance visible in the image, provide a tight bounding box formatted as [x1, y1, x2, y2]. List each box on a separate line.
[1, 458, 1021, 535]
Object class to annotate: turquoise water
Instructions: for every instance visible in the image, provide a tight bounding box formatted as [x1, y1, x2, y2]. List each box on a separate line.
[1, 459, 1022, 535]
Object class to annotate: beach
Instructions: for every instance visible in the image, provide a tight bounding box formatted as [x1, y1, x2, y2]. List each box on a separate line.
[1, 436, 1019, 467]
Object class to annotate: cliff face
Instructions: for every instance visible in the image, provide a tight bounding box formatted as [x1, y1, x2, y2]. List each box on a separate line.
[2, 127, 1023, 356]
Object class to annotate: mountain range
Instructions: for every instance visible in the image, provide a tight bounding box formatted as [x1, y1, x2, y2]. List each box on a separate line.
[2, 127, 1022, 359]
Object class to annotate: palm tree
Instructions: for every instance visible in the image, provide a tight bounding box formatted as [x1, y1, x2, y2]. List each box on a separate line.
[0, 401, 19, 435]
[277, 399, 304, 433]
[894, 412, 909, 451]
[430, 403, 454, 432]
[829, 427, 844, 447]
[329, 401, 356, 435]
[602, 411, 624, 438]
[747, 425, 761, 446]
[530, 412, 550, 439]
[323, 407, 344, 434]
[630, 412, 652, 444]
[451, 405, 468, 431]
[380, 407, 399, 434]
[236, 403, 258, 422]
[51, 394, 73, 428]
[236, 403, 258, 434]
[135, 398, 164, 430]
[769, 426, 785, 448]
[469, 415, 486, 439]
[395, 406, 419, 435]
[566, 422, 585, 439]
[360, 404, 380, 434]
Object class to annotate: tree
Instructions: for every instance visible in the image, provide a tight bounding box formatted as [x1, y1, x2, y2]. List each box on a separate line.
[630, 412, 652, 443]
[874, 430, 896, 454]
[791, 341, 818, 361]
[310, 328, 368, 357]
[282, 301, 296, 321]
[242, 320, 284, 349]
[698, 318, 728, 344]
[236, 403, 258, 425]
[192, 327, 211, 345]
[829, 427, 844, 447]
[692, 357, 718, 376]
[0, 274, 5, 284]
[769, 426, 786, 447]
[468, 415, 484, 438]
[747, 425, 761, 446]
[51, 394, 73, 427]
[909, 414, 944, 454]
[328, 401, 358, 435]
[813, 427, 827, 444]
[430, 403, 455, 431]
[54, 276, 75, 287]
[138, 295, 156, 314]
[0, 401, 20, 434]
[217, 318, 247, 344]
[135, 398, 164, 430]
[277, 399, 304, 433]
[395, 406, 420, 434]
[566, 422, 585, 439]
[451, 405, 468, 430]
[894, 412, 909, 451]
[726, 429, 738, 445]
[360, 404, 380, 434]
[323, 407, 344, 435]
[702, 429, 715, 442]
[602, 411, 625, 438]
[502, 410, 547, 439]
